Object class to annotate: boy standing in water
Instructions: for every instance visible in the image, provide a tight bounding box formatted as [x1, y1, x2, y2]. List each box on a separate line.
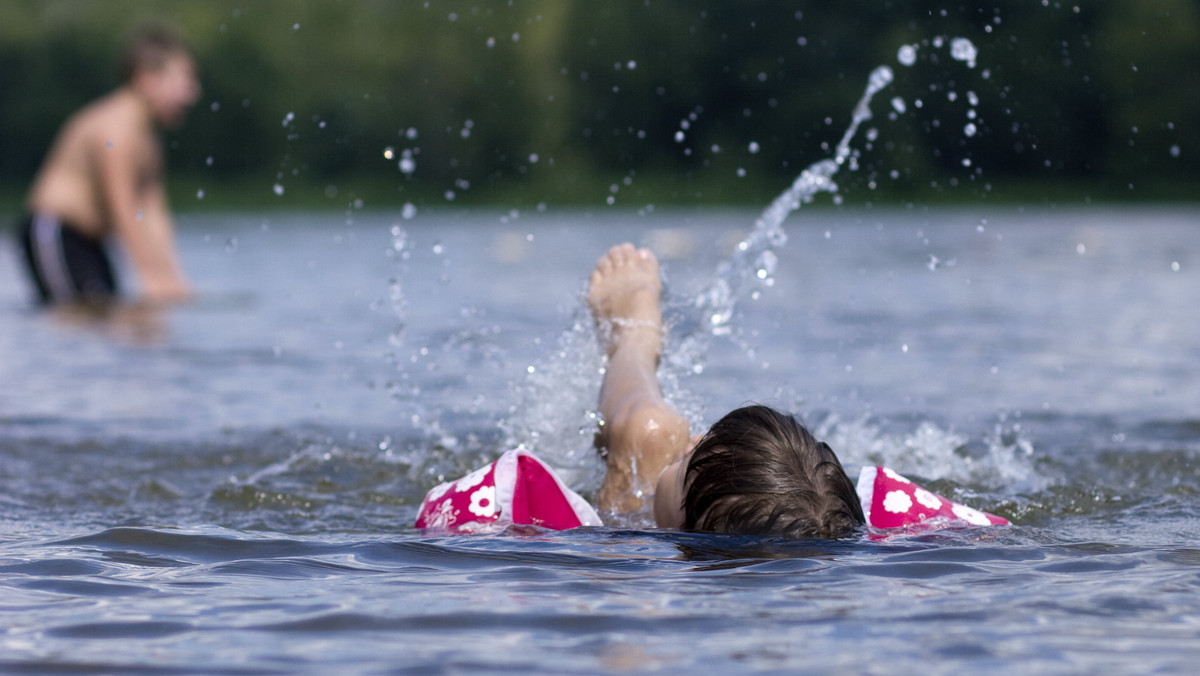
[18, 24, 200, 305]
[587, 244, 865, 537]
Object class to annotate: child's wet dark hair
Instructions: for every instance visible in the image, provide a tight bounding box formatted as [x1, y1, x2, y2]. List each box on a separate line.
[683, 405, 865, 538]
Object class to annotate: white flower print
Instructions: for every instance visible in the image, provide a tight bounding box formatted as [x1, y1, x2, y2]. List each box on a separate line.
[425, 482, 451, 504]
[469, 485, 497, 518]
[882, 467, 911, 484]
[882, 490, 913, 514]
[455, 465, 490, 492]
[951, 503, 991, 526]
[425, 499, 459, 530]
[913, 488, 942, 510]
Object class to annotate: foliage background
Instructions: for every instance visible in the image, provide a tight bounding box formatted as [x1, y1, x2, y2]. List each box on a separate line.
[1, 0, 1197, 211]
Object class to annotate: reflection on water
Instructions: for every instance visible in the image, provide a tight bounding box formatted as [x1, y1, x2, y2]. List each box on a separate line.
[44, 301, 170, 346]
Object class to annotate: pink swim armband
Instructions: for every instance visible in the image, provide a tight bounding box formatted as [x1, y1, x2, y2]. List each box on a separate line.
[856, 466, 1008, 529]
[415, 449, 603, 533]
[415, 453, 1006, 535]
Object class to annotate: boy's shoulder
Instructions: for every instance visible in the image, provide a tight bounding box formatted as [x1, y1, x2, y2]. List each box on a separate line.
[64, 90, 151, 148]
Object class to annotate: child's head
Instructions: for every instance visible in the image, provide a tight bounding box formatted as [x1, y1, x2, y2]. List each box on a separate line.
[120, 23, 200, 128]
[655, 405, 864, 538]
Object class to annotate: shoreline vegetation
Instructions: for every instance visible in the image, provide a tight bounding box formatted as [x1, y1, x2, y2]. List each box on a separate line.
[3, 1, 1197, 219]
[5, 174, 1198, 221]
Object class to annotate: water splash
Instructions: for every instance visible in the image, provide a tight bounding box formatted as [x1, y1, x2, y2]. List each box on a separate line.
[950, 37, 978, 68]
[409, 39, 987, 492]
[499, 311, 608, 492]
[815, 412, 1044, 491]
[667, 64, 895, 382]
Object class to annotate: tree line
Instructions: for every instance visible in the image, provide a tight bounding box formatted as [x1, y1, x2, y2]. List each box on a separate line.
[2, 0, 1197, 209]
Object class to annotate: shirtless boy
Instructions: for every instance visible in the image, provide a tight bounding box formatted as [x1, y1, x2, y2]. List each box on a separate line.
[18, 24, 200, 305]
[588, 243, 865, 537]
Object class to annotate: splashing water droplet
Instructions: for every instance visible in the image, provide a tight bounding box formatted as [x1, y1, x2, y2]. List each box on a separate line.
[1171, 261, 1181, 272]
[1169, 145, 1181, 158]
[964, 122, 978, 137]
[867, 65, 894, 94]
[967, 90, 980, 107]
[891, 97, 907, 114]
[674, 131, 685, 143]
[196, 189, 205, 200]
[281, 111, 295, 127]
[754, 250, 777, 282]
[748, 141, 761, 154]
[383, 147, 395, 160]
[401, 203, 417, 220]
[897, 44, 918, 66]
[273, 183, 284, 196]
[950, 37, 977, 68]
[399, 150, 416, 175]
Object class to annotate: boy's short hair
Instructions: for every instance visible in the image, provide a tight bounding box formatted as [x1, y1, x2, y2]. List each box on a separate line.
[119, 23, 191, 83]
[683, 405, 865, 538]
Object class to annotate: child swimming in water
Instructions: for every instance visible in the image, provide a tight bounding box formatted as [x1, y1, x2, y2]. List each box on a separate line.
[587, 243, 864, 537]
[415, 242, 1006, 536]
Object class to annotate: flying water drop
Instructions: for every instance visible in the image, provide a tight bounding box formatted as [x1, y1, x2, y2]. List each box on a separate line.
[867, 65, 894, 95]
[950, 37, 977, 68]
[398, 149, 416, 175]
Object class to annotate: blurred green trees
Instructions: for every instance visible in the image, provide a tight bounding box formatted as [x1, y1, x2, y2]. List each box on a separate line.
[1, 0, 1197, 210]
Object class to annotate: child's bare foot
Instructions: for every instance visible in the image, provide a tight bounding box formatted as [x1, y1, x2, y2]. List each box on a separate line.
[587, 243, 664, 357]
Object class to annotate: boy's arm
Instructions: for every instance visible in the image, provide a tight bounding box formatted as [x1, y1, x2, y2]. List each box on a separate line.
[587, 244, 692, 513]
[95, 128, 190, 303]
[594, 333, 692, 513]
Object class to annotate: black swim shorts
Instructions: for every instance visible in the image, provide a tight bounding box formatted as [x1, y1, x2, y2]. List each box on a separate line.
[16, 213, 119, 304]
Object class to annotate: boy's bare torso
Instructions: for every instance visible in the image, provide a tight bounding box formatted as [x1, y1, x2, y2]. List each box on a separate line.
[28, 89, 162, 240]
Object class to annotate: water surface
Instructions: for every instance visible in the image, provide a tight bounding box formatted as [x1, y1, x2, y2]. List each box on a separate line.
[1, 207, 1198, 674]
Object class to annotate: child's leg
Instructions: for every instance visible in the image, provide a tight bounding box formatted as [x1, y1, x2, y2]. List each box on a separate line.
[588, 244, 691, 513]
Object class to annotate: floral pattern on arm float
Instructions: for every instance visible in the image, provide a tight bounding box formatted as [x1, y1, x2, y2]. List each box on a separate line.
[415, 450, 602, 533]
[856, 466, 1009, 530]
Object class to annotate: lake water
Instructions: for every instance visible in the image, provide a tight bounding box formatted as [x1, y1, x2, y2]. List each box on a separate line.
[2, 205, 1199, 674]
